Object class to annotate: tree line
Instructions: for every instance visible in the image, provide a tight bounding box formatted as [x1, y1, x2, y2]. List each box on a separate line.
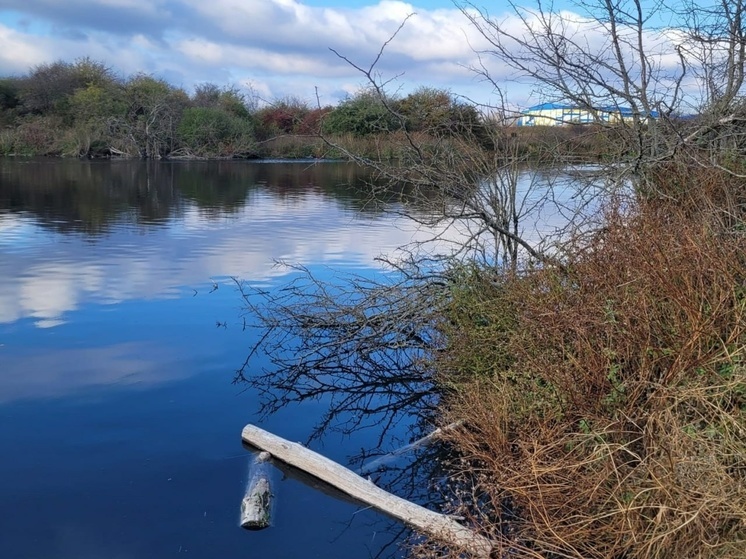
[0, 58, 490, 159]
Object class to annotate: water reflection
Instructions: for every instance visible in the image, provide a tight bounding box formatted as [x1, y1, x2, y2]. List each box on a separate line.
[0, 159, 386, 235]
[0, 159, 426, 559]
[0, 159, 438, 329]
[0, 158, 601, 559]
[0, 342, 172, 403]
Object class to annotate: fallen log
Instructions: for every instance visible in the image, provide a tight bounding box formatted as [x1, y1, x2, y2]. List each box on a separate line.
[241, 424, 492, 558]
[358, 421, 463, 476]
[240, 451, 273, 530]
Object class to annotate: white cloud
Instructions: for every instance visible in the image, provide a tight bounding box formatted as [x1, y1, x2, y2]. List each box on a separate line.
[0, 1, 704, 107]
[0, 0, 491, 102]
[0, 24, 49, 73]
[178, 39, 224, 65]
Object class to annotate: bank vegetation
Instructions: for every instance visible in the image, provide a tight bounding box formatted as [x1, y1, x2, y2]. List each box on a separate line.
[0, 58, 627, 161]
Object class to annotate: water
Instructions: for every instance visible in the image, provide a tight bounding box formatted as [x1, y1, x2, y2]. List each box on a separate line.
[0, 159, 438, 559]
[0, 158, 604, 559]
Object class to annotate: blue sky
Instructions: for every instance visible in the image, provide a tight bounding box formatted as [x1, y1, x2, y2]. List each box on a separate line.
[0, 1, 691, 109]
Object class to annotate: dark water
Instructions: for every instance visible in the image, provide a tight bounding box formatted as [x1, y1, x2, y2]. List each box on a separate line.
[0, 159, 440, 559]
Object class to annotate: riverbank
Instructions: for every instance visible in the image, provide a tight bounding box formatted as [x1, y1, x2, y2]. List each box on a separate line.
[1, 125, 621, 162]
[429, 158, 746, 558]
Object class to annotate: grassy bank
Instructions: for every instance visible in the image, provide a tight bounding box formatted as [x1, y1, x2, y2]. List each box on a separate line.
[431, 159, 746, 558]
[0, 122, 626, 162]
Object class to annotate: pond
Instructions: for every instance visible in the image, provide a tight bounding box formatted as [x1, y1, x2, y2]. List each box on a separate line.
[0, 158, 600, 559]
[0, 158, 454, 559]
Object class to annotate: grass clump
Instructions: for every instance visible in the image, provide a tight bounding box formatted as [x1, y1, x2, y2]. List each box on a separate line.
[434, 166, 746, 558]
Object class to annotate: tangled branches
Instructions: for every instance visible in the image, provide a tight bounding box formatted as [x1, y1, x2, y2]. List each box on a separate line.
[234, 261, 452, 442]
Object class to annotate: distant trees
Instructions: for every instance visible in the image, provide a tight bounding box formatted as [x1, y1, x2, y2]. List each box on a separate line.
[178, 107, 255, 157]
[18, 58, 117, 117]
[253, 96, 329, 139]
[176, 83, 257, 157]
[63, 84, 119, 157]
[112, 74, 188, 158]
[396, 87, 484, 138]
[192, 83, 253, 119]
[255, 97, 311, 137]
[0, 58, 495, 158]
[0, 78, 21, 127]
[317, 87, 491, 153]
[322, 89, 400, 136]
[17, 61, 81, 116]
[0, 78, 21, 111]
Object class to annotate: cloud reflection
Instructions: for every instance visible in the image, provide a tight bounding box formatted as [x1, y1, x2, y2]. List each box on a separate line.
[0, 342, 176, 403]
[0, 187, 438, 327]
[0, 162, 602, 329]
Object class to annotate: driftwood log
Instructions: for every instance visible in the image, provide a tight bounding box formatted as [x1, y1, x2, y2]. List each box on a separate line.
[240, 451, 273, 530]
[241, 424, 492, 558]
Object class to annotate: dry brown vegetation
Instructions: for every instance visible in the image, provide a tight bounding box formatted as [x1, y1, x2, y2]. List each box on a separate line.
[434, 159, 746, 558]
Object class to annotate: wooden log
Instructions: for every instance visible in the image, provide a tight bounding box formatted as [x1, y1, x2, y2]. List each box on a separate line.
[241, 424, 492, 558]
[358, 421, 463, 476]
[240, 451, 273, 530]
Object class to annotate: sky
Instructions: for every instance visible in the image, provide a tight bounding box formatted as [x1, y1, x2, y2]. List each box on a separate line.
[0, 0, 694, 109]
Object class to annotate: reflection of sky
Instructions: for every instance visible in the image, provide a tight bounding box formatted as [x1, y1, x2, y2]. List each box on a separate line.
[0, 190, 437, 328]
[0, 342, 168, 403]
[0, 284, 247, 404]
[0, 168, 602, 329]
[0, 166, 600, 404]
[0, 182, 448, 407]
[0, 212, 52, 250]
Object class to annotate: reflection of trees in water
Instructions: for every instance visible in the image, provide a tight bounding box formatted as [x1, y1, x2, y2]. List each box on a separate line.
[233, 261, 475, 556]
[0, 159, 391, 235]
[0, 159, 182, 234]
[234, 264, 444, 443]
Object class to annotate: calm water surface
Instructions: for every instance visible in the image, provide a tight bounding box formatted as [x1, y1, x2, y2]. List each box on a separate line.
[0, 159, 441, 559]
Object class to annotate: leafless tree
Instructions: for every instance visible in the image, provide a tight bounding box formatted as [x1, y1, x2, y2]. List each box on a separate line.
[456, 0, 746, 175]
[236, 0, 746, 452]
[457, 0, 685, 167]
[234, 6, 621, 443]
[321, 20, 582, 272]
[674, 0, 746, 171]
[679, 0, 745, 114]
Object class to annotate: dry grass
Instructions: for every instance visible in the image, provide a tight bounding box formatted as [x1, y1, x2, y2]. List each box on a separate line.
[433, 164, 746, 558]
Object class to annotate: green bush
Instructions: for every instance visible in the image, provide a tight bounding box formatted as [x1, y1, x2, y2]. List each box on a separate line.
[322, 91, 400, 136]
[177, 107, 256, 157]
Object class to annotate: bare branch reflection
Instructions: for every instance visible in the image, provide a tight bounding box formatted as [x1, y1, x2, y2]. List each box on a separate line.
[233, 259, 449, 444]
